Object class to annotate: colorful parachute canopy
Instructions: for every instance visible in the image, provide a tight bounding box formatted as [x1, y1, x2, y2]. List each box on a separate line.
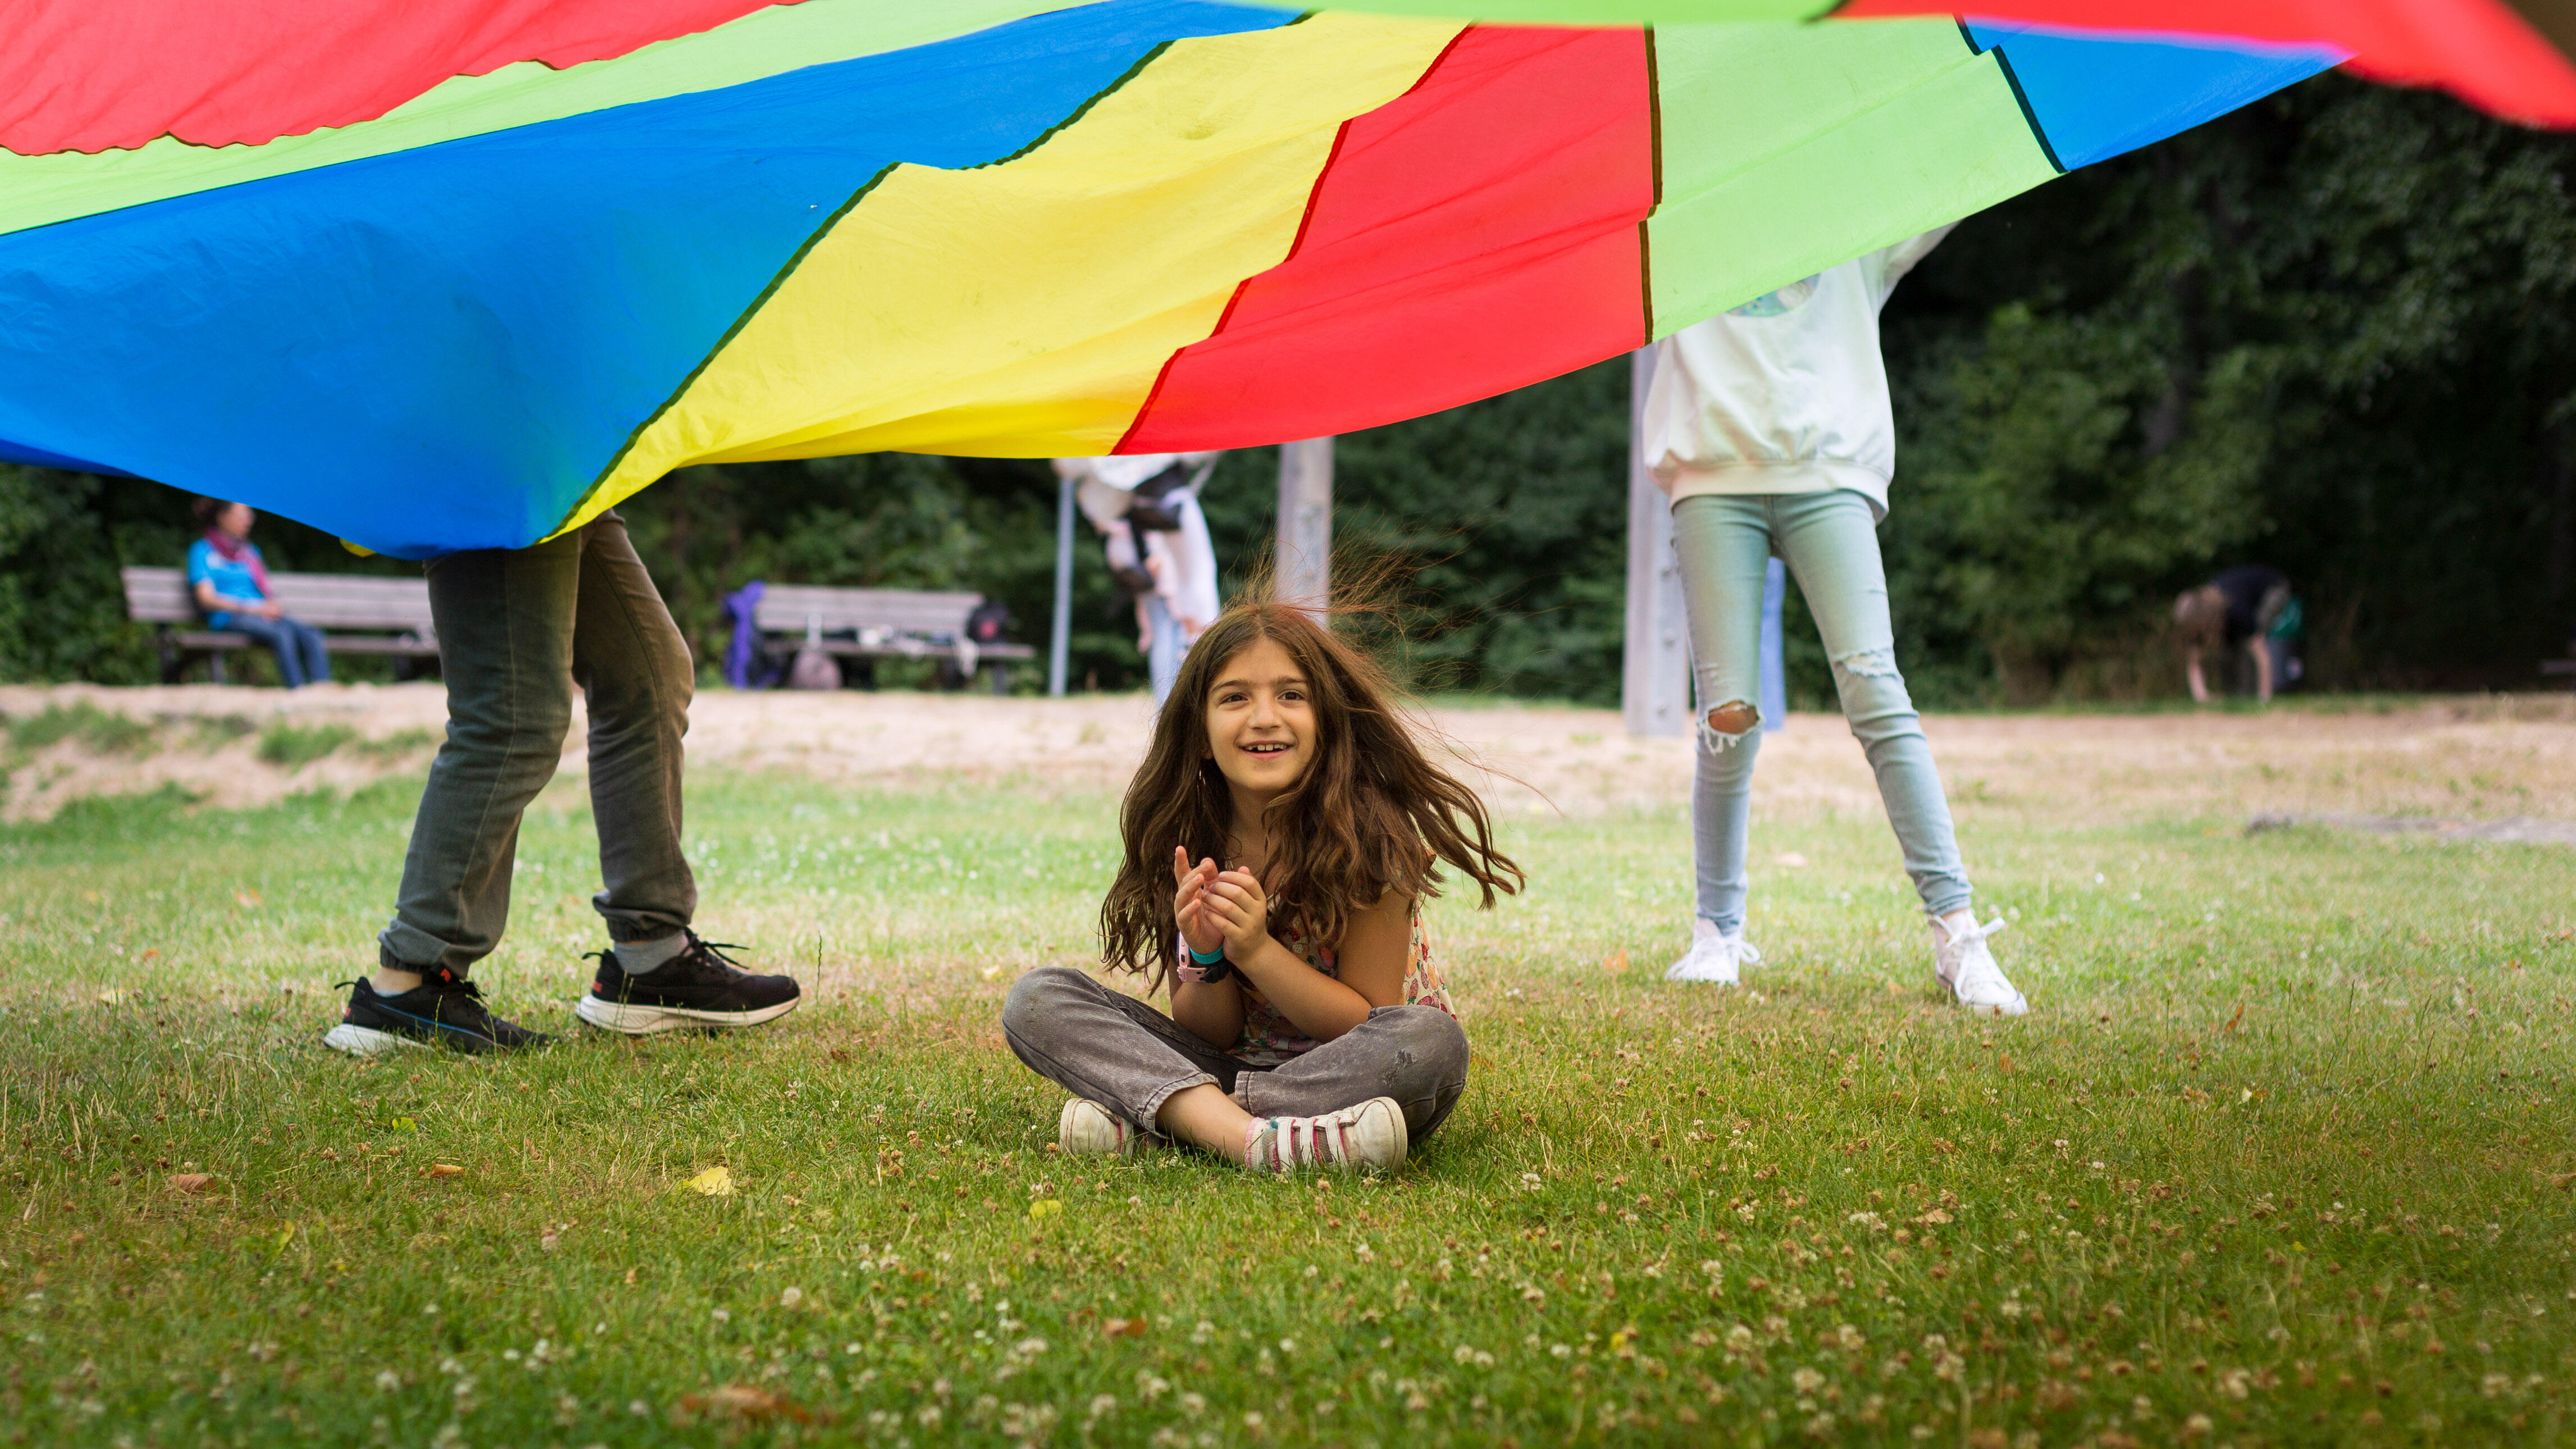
[1, 1, 2568, 557]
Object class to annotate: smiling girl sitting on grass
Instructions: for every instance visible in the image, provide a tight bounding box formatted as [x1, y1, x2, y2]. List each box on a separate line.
[1001, 597, 1522, 1172]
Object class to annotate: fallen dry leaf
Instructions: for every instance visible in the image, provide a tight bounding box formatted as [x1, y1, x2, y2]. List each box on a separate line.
[95, 988, 131, 1005]
[1602, 951, 1629, 975]
[167, 1173, 211, 1193]
[683, 1166, 736, 1197]
[1104, 1317, 1147, 1339]
[426, 1163, 464, 1178]
[674, 1385, 810, 1424]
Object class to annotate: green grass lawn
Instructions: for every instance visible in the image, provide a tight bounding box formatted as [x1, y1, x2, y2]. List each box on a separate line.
[2, 762, 2573, 1448]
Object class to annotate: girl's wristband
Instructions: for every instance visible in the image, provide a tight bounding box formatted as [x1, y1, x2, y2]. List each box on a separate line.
[1180, 942, 1234, 985]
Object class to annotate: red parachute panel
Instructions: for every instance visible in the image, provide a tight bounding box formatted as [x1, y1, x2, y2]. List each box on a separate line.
[1121, 24, 1655, 452]
[1, 0, 799, 154]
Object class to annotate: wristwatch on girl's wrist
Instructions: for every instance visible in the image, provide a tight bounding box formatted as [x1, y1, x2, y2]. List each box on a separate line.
[1188, 941, 1233, 983]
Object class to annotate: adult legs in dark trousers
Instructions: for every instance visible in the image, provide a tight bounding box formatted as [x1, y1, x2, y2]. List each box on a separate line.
[325, 512, 800, 1056]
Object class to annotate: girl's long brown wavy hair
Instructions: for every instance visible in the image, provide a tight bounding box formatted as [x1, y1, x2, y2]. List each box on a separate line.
[1099, 595, 1523, 991]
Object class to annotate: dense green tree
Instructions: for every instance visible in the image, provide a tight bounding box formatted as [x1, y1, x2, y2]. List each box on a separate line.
[1883, 74, 2576, 699]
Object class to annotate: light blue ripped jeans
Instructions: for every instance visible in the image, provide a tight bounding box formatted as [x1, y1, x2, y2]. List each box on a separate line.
[1673, 490, 1972, 934]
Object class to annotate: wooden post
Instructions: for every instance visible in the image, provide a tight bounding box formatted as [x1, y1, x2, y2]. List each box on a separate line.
[1276, 438, 1334, 614]
[1622, 347, 1689, 737]
[1047, 470, 1075, 696]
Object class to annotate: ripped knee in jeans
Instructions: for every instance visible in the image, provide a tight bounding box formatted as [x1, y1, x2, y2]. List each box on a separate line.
[1698, 700, 1759, 750]
[1831, 648, 1900, 680]
[1827, 649, 1918, 729]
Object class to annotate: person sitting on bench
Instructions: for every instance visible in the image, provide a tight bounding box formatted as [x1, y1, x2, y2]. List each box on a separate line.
[186, 496, 331, 689]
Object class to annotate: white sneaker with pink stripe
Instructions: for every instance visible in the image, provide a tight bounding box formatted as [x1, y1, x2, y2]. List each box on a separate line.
[1242, 1096, 1408, 1173]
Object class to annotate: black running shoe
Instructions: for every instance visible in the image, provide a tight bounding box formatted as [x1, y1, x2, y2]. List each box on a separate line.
[574, 932, 802, 1035]
[323, 970, 554, 1056]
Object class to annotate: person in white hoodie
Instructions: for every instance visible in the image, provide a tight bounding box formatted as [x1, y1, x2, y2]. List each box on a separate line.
[1057, 453, 1223, 705]
[1643, 225, 2026, 1015]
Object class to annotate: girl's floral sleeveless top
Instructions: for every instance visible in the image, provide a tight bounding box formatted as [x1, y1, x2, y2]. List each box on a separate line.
[1232, 899, 1455, 1068]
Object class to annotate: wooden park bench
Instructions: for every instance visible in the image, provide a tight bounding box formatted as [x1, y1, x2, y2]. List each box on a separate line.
[745, 583, 1032, 693]
[121, 566, 439, 684]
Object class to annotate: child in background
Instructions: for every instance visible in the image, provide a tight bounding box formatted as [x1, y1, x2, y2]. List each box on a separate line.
[1644, 226, 2028, 1015]
[1000, 598, 1521, 1171]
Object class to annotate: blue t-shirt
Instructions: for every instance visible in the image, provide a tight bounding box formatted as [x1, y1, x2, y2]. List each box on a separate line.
[185, 537, 267, 629]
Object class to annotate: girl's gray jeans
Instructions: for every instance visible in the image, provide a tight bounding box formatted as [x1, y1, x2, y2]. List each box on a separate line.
[1672, 490, 1974, 933]
[1001, 967, 1469, 1143]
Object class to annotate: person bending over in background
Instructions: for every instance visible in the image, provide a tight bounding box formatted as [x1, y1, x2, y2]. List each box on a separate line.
[1001, 596, 1519, 1171]
[325, 509, 801, 1056]
[1643, 226, 2028, 1017]
[186, 498, 330, 689]
[2174, 566, 2300, 704]
[1056, 453, 1221, 705]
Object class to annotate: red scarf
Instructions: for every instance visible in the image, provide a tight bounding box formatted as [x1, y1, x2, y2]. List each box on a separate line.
[203, 529, 271, 600]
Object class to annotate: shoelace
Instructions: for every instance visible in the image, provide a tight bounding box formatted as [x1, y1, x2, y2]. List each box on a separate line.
[582, 935, 755, 976]
[687, 938, 754, 974]
[1943, 915, 2010, 953]
[1250, 1114, 1349, 1171]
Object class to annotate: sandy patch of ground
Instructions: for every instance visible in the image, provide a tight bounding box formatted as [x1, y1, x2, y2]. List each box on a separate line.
[3, 681, 2572, 827]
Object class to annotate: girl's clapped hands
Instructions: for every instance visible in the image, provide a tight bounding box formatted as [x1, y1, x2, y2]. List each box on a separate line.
[1201, 868, 1269, 956]
[1170, 846, 1223, 958]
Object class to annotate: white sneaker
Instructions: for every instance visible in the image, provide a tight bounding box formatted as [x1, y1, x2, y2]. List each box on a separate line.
[1931, 911, 2028, 1017]
[1665, 918, 1761, 985]
[1243, 1096, 1408, 1173]
[1057, 1098, 1141, 1157]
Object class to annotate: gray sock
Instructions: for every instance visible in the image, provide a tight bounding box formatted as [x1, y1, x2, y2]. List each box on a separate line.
[614, 933, 689, 976]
